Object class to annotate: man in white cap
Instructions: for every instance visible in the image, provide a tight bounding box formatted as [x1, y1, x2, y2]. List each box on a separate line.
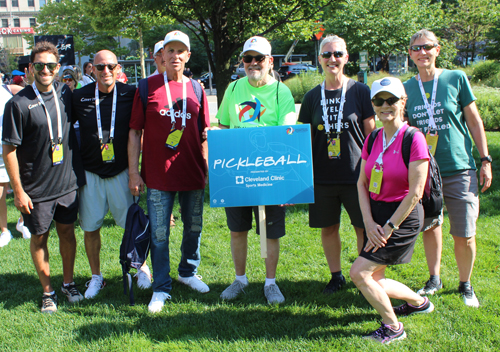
[214, 36, 296, 304]
[128, 30, 211, 313]
[150, 40, 165, 76]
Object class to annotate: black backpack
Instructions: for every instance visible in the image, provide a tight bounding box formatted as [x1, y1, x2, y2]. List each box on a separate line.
[119, 197, 151, 305]
[367, 126, 443, 218]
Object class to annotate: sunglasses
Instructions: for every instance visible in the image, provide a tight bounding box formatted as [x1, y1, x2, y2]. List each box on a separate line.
[63, 78, 74, 82]
[321, 51, 345, 59]
[94, 63, 118, 71]
[410, 43, 438, 52]
[32, 62, 58, 72]
[371, 97, 400, 107]
[242, 55, 266, 64]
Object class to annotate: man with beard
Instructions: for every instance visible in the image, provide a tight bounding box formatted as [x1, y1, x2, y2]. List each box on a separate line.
[214, 36, 297, 304]
[2, 41, 85, 313]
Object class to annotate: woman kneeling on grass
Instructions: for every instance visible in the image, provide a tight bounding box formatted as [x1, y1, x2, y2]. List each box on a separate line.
[350, 77, 434, 344]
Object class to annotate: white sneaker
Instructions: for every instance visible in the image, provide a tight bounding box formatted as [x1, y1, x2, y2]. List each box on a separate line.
[135, 264, 152, 289]
[148, 291, 171, 313]
[16, 218, 31, 239]
[84, 274, 105, 299]
[178, 274, 210, 293]
[0, 230, 12, 247]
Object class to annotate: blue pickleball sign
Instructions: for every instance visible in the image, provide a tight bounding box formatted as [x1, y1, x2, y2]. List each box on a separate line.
[207, 125, 314, 207]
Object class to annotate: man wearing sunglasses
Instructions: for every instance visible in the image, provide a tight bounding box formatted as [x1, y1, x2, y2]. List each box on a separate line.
[72, 50, 141, 300]
[213, 36, 296, 305]
[2, 41, 85, 313]
[298, 35, 375, 295]
[128, 30, 211, 313]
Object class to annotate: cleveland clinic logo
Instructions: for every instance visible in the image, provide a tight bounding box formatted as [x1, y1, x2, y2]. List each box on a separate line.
[236, 176, 244, 184]
[239, 98, 266, 123]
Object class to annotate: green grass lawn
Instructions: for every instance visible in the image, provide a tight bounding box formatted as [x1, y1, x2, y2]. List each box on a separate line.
[1, 133, 499, 351]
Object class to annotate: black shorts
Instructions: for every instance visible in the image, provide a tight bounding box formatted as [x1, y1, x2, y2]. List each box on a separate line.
[359, 198, 423, 265]
[309, 183, 364, 228]
[23, 190, 78, 236]
[225, 205, 286, 239]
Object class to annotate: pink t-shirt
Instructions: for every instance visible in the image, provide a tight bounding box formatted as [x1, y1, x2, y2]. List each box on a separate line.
[361, 124, 429, 202]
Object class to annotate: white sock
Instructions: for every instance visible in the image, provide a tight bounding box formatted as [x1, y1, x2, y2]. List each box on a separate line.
[265, 278, 276, 287]
[92, 274, 103, 280]
[63, 282, 74, 288]
[44, 291, 55, 296]
[235, 274, 248, 285]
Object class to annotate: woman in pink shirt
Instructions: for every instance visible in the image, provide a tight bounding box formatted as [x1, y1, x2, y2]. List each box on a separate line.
[350, 77, 433, 344]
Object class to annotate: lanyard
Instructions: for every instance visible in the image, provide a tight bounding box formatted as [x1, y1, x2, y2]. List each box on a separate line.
[163, 72, 187, 128]
[32, 82, 62, 145]
[95, 84, 117, 142]
[417, 73, 439, 131]
[375, 123, 406, 166]
[321, 77, 347, 135]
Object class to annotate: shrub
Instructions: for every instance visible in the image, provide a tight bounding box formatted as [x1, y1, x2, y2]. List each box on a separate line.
[474, 86, 500, 130]
[471, 60, 500, 83]
[284, 72, 324, 103]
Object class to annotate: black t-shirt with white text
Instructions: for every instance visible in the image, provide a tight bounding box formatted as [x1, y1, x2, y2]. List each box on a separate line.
[298, 79, 374, 184]
[2, 81, 85, 202]
[72, 82, 136, 178]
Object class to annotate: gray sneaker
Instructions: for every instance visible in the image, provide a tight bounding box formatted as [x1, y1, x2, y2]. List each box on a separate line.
[264, 284, 285, 304]
[61, 283, 84, 303]
[220, 280, 248, 300]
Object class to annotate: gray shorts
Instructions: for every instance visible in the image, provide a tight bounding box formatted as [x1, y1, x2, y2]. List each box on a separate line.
[423, 170, 479, 238]
[78, 169, 134, 231]
[309, 183, 364, 229]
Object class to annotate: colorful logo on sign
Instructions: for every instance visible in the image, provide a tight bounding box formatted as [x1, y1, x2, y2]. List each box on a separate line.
[239, 98, 266, 123]
[286, 127, 294, 135]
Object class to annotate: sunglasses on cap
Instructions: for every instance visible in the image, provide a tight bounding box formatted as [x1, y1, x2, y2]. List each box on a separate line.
[32, 62, 58, 72]
[321, 51, 345, 59]
[410, 43, 438, 52]
[242, 55, 267, 64]
[94, 63, 118, 71]
[371, 97, 400, 107]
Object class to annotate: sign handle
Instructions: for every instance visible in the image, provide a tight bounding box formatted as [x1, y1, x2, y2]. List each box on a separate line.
[258, 205, 267, 258]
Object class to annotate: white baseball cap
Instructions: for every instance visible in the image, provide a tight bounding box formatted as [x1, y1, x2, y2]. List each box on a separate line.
[371, 77, 406, 99]
[163, 31, 190, 51]
[153, 41, 164, 56]
[241, 36, 272, 56]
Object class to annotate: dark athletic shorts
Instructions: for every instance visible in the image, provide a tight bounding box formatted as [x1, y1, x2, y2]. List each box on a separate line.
[225, 205, 286, 239]
[309, 184, 364, 229]
[23, 190, 78, 236]
[359, 198, 423, 266]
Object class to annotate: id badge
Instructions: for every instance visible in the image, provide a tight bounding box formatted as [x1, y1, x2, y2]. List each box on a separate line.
[101, 142, 115, 163]
[426, 132, 439, 156]
[52, 143, 64, 165]
[166, 127, 183, 150]
[327, 138, 341, 159]
[369, 166, 383, 194]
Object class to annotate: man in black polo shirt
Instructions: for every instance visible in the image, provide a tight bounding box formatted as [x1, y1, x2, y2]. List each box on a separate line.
[3, 41, 85, 313]
[72, 50, 150, 299]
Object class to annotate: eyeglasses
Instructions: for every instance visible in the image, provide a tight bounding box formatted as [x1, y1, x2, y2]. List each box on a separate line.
[155, 49, 164, 57]
[371, 97, 400, 107]
[321, 51, 345, 59]
[32, 62, 58, 72]
[94, 63, 118, 71]
[242, 55, 266, 64]
[410, 43, 438, 52]
[63, 78, 74, 82]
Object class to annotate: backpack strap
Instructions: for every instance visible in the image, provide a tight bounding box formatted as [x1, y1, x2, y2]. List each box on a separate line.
[401, 126, 418, 168]
[138, 78, 149, 114]
[190, 78, 203, 105]
[366, 127, 382, 155]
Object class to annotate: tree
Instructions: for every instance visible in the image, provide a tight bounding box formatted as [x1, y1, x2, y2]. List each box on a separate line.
[84, 0, 173, 79]
[145, 0, 333, 104]
[443, 0, 500, 65]
[31, 0, 127, 64]
[323, 0, 444, 71]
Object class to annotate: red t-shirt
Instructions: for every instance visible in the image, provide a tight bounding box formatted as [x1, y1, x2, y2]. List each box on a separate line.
[130, 74, 210, 191]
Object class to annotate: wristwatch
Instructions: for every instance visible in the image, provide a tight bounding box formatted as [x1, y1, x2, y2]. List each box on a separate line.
[480, 155, 492, 163]
[386, 220, 399, 230]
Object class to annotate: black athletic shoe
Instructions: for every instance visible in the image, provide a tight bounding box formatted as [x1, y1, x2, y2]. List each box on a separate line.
[459, 283, 480, 307]
[323, 275, 346, 294]
[416, 278, 443, 295]
[363, 322, 406, 344]
[393, 297, 435, 316]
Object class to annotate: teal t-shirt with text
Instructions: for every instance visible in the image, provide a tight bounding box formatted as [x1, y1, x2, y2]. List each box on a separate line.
[404, 69, 476, 177]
